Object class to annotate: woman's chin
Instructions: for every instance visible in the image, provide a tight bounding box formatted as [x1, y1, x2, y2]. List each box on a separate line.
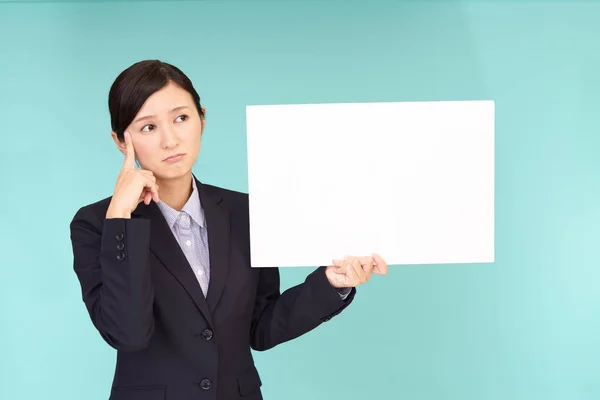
[150, 166, 191, 181]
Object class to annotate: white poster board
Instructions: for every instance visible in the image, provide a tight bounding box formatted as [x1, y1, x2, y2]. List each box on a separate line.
[245, 100, 495, 267]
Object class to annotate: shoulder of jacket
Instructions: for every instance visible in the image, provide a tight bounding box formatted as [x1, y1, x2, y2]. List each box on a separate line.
[202, 183, 248, 204]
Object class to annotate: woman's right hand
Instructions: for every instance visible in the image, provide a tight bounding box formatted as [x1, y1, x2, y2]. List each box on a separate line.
[106, 131, 160, 219]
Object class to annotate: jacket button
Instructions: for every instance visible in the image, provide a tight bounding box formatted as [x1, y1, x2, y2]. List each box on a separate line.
[201, 329, 213, 341]
[116, 242, 125, 251]
[200, 379, 212, 390]
[117, 252, 126, 261]
[116, 232, 124, 241]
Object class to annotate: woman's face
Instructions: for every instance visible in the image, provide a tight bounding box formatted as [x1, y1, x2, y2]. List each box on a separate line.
[112, 82, 205, 181]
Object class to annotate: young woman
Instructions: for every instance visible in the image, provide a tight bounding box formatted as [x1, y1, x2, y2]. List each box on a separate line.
[69, 60, 388, 400]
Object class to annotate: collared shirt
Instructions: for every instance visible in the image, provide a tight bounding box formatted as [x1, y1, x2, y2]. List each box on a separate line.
[156, 177, 210, 296]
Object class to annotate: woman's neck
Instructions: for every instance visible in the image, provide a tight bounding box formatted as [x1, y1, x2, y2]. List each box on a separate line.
[157, 172, 194, 211]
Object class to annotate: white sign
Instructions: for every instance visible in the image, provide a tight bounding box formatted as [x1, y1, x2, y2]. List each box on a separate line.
[245, 100, 495, 267]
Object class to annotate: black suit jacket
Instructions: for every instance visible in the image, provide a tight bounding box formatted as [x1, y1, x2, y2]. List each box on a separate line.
[69, 178, 356, 400]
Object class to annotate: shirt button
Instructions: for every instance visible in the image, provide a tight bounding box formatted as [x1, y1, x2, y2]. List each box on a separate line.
[180, 215, 187, 221]
[196, 269, 204, 276]
[186, 240, 191, 247]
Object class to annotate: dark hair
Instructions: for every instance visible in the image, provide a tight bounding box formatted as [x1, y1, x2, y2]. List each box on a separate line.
[108, 60, 205, 141]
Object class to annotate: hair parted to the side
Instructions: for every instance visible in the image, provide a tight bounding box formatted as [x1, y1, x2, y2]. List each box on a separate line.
[108, 60, 205, 141]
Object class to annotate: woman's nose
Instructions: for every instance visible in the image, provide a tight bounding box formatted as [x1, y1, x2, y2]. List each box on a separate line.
[161, 126, 178, 149]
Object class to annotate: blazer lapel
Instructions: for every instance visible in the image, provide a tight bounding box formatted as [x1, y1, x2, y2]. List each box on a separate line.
[196, 179, 231, 313]
[132, 200, 215, 329]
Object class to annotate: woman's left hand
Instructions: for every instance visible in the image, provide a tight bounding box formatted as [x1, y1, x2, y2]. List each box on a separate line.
[325, 253, 389, 288]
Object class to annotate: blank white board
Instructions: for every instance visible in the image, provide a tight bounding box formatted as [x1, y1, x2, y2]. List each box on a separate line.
[245, 100, 494, 267]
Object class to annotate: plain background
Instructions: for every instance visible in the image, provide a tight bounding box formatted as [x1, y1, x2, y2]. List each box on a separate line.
[0, 0, 599, 399]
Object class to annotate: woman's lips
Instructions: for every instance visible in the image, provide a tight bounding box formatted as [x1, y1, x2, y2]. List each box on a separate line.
[163, 153, 185, 163]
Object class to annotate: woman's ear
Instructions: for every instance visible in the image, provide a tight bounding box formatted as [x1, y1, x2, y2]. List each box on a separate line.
[201, 106, 206, 132]
[111, 131, 126, 156]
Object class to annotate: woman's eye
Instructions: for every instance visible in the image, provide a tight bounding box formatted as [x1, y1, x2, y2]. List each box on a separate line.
[175, 114, 188, 123]
[141, 124, 155, 132]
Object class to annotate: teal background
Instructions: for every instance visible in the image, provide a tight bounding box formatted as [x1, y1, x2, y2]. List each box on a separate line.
[1, 0, 599, 399]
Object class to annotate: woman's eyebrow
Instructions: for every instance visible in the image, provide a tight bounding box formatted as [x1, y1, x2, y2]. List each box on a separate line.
[133, 106, 190, 124]
[171, 106, 189, 113]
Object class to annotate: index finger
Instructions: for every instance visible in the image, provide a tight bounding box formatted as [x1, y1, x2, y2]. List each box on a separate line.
[332, 256, 374, 272]
[123, 131, 136, 169]
[343, 256, 374, 266]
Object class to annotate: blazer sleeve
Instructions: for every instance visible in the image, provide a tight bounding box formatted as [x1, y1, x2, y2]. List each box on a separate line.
[249, 265, 356, 351]
[70, 206, 155, 352]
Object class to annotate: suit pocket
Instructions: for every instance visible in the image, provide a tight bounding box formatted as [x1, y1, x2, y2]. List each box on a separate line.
[110, 385, 165, 400]
[237, 365, 263, 396]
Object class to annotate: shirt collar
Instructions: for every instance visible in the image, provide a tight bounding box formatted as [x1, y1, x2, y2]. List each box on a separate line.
[156, 175, 205, 228]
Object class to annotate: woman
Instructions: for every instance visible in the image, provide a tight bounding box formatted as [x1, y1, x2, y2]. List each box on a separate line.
[70, 60, 388, 400]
